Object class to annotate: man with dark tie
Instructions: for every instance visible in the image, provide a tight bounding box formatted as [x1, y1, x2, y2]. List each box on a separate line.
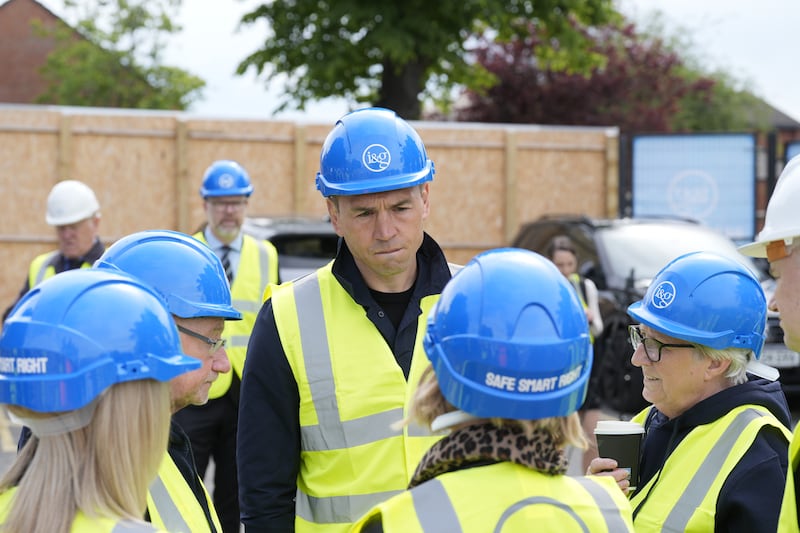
[177, 159, 280, 533]
[2, 179, 104, 322]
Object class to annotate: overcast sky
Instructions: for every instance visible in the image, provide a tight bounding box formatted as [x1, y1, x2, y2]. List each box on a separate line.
[27, 0, 800, 123]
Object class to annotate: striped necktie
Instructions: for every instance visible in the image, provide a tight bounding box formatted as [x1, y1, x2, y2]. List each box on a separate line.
[220, 246, 233, 284]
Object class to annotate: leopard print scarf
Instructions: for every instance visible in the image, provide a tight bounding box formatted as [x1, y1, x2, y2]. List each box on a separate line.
[409, 421, 568, 488]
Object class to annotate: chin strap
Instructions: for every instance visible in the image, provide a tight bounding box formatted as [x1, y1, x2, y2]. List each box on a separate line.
[8, 395, 102, 437]
[747, 360, 780, 381]
[430, 410, 480, 434]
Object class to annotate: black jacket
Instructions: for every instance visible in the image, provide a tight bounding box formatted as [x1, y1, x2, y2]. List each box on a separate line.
[157, 421, 219, 532]
[634, 376, 791, 533]
[237, 233, 452, 533]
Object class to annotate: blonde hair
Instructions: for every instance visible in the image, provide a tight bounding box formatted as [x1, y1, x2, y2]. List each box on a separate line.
[411, 365, 587, 450]
[0, 379, 171, 533]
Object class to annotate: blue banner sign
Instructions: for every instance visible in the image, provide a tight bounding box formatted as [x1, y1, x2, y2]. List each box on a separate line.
[632, 134, 756, 243]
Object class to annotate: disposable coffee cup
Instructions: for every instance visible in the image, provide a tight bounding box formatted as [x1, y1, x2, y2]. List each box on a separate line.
[594, 420, 645, 491]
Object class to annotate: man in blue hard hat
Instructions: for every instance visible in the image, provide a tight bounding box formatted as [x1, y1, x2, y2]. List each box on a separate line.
[97, 230, 244, 532]
[179, 160, 280, 533]
[17, 229, 242, 532]
[238, 108, 456, 533]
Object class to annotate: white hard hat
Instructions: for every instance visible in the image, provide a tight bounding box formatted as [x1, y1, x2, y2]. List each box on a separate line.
[740, 155, 800, 258]
[45, 180, 100, 226]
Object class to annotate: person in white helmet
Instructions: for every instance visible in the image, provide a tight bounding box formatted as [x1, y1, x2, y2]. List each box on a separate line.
[2, 179, 104, 322]
[740, 154, 800, 532]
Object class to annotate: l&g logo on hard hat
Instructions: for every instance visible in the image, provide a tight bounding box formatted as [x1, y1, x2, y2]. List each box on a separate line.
[651, 281, 677, 309]
[218, 173, 236, 189]
[362, 144, 391, 172]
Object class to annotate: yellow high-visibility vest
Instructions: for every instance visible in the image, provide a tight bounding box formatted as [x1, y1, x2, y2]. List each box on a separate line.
[146, 452, 223, 533]
[778, 425, 800, 532]
[631, 404, 791, 532]
[193, 232, 279, 399]
[28, 251, 92, 288]
[270, 264, 442, 533]
[351, 461, 634, 532]
[0, 487, 166, 532]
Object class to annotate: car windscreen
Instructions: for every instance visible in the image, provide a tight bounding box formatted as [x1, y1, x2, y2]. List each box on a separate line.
[596, 223, 765, 290]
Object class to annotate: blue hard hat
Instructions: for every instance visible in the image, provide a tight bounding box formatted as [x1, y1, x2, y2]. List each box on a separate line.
[627, 251, 767, 357]
[0, 269, 200, 413]
[315, 107, 434, 197]
[95, 230, 242, 320]
[423, 248, 592, 420]
[200, 160, 254, 198]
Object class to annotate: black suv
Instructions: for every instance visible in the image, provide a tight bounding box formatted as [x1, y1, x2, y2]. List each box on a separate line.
[511, 215, 798, 414]
[242, 215, 339, 282]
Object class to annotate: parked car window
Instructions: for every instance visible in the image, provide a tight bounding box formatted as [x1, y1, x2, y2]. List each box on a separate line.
[242, 216, 339, 282]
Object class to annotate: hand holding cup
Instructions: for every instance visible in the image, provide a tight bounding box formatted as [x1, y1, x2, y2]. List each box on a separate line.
[593, 420, 645, 492]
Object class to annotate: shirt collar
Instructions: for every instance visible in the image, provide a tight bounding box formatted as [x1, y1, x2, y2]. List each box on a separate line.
[203, 229, 243, 253]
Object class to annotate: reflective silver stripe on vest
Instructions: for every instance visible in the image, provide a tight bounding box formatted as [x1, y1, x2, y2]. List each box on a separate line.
[411, 479, 463, 533]
[34, 251, 59, 285]
[294, 273, 403, 452]
[570, 476, 630, 532]
[292, 273, 408, 523]
[231, 240, 273, 317]
[230, 300, 262, 314]
[148, 475, 192, 532]
[111, 520, 160, 532]
[406, 420, 431, 437]
[661, 408, 765, 532]
[229, 333, 254, 348]
[296, 488, 403, 524]
[408, 475, 625, 532]
[494, 496, 590, 533]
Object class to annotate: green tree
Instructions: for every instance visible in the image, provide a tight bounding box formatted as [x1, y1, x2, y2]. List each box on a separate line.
[36, 0, 204, 110]
[236, 0, 620, 119]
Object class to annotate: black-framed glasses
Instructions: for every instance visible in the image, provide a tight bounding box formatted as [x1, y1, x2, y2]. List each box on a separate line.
[177, 325, 226, 354]
[628, 325, 695, 363]
[208, 199, 247, 211]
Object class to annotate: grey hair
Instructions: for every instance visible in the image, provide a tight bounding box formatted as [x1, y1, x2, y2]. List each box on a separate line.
[694, 345, 751, 385]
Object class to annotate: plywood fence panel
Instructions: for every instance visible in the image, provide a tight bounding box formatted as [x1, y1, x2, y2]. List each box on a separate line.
[68, 112, 179, 236]
[0, 109, 61, 236]
[514, 127, 612, 226]
[0, 105, 618, 318]
[416, 123, 507, 258]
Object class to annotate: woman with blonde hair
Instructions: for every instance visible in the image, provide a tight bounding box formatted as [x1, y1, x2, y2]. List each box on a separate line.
[0, 269, 199, 533]
[351, 248, 633, 532]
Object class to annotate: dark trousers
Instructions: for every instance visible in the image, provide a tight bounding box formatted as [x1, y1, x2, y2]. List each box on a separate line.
[173, 380, 240, 533]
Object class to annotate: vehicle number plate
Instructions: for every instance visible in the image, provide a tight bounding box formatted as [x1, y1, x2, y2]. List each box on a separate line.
[760, 344, 800, 368]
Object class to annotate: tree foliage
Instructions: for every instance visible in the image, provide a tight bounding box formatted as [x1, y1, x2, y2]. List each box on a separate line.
[455, 18, 770, 132]
[236, 0, 621, 119]
[36, 0, 204, 110]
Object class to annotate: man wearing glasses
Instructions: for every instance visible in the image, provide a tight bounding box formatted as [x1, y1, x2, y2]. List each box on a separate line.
[178, 160, 280, 533]
[19, 230, 243, 532]
[588, 251, 791, 533]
